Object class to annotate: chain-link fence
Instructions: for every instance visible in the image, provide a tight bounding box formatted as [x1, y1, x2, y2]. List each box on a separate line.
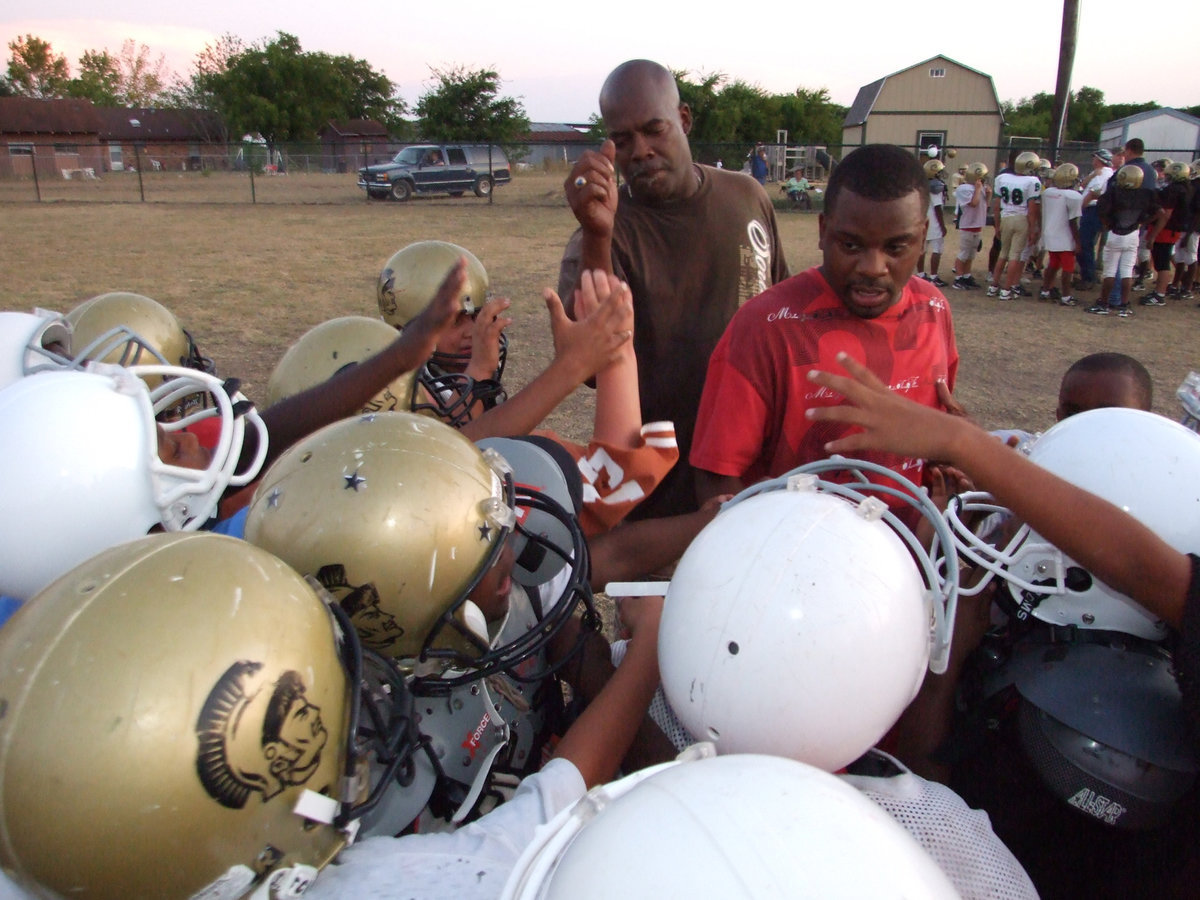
[5, 137, 1197, 205]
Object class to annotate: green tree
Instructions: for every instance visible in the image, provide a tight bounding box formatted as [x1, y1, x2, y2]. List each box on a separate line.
[414, 66, 529, 144]
[777, 87, 845, 147]
[671, 70, 844, 164]
[69, 49, 122, 105]
[328, 54, 407, 135]
[201, 32, 404, 154]
[1003, 86, 1164, 144]
[166, 33, 244, 139]
[6, 34, 70, 99]
[117, 39, 170, 107]
[1065, 86, 1106, 142]
[1103, 100, 1158, 125]
[1002, 92, 1054, 139]
[674, 69, 726, 146]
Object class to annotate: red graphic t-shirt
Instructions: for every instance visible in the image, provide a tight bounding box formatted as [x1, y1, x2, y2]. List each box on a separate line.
[691, 268, 958, 516]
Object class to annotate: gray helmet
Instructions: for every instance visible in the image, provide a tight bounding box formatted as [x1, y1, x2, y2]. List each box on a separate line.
[476, 436, 582, 587]
[1007, 639, 1197, 830]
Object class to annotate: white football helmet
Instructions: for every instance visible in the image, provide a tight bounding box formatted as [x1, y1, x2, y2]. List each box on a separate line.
[657, 461, 959, 773]
[0, 309, 71, 389]
[0, 364, 267, 600]
[946, 407, 1200, 640]
[503, 748, 957, 899]
[0, 532, 421, 900]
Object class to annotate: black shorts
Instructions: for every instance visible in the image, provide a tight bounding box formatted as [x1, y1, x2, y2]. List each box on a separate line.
[1153, 241, 1174, 271]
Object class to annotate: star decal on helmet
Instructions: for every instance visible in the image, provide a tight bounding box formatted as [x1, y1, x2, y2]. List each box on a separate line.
[343, 468, 367, 491]
[266, 488, 282, 509]
[478, 522, 493, 541]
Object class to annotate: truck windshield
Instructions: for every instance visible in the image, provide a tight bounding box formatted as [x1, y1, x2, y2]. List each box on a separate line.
[393, 147, 432, 166]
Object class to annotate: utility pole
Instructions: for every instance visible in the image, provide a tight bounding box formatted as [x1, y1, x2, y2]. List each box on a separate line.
[1050, 0, 1081, 161]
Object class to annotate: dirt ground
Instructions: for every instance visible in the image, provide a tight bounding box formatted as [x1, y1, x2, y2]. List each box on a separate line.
[2, 169, 1196, 441]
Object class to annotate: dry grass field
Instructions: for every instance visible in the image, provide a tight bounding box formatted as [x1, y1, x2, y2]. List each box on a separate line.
[3, 168, 1197, 442]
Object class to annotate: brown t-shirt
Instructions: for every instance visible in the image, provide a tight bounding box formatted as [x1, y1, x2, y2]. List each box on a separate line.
[559, 164, 788, 518]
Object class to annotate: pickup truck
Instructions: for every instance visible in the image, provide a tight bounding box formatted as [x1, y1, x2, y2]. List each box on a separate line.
[357, 144, 512, 201]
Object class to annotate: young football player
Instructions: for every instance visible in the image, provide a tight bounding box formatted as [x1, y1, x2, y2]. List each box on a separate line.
[1038, 163, 1083, 305]
[0, 531, 666, 900]
[806, 351, 1200, 899]
[988, 151, 1042, 300]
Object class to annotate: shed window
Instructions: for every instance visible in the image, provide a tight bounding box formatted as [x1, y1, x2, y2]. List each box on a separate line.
[8, 143, 33, 156]
[930, 68, 946, 78]
[53, 143, 78, 155]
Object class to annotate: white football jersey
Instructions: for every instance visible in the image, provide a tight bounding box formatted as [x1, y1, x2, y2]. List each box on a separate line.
[995, 172, 1042, 217]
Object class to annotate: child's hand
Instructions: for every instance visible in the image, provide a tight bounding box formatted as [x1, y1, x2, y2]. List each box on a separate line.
[805, 352, 967, 462]
[573, 269, 628, 321]
[616, 593, 664, 641]
[464, 296, 512, 381]
[400, 258, 466, 363]
[544, 278, 633, 380]
[936, 378, 968, 419]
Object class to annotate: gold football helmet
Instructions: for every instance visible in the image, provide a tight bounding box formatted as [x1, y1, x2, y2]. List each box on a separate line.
[923, 158, 945, 179]
[1015, 151, 1041, 176]
[376, 241, 489, 331]
[266, 315, 417, 413]
[0, 532, 420, 900]
[1116, 164, 1144, 190]
[966, 162, 989, 184]
[1165, 161, 1192, 183]
[245, 412, 592, 686]
[376, 241, 506, 425]
[67, 291, 213, 374]
[1052, 163, 1079, 189]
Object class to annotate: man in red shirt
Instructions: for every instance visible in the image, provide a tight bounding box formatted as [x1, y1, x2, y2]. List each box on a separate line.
[692, 143, 960, 519]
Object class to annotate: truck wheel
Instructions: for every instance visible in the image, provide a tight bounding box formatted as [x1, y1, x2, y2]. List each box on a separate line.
[391, 180, 413, 202]
[473, 176, 493, 198]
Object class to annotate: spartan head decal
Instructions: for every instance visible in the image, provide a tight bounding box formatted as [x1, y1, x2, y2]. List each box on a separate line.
[196, 660, 329, 809]
[378, 267, 398, 320]
[316, 563, 405, 653]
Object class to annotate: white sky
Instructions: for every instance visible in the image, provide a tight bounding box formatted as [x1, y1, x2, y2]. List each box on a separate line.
[5, 2, 1198, 124]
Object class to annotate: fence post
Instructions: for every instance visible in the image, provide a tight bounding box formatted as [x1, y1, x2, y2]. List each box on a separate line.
[133, 145, 145, 202]
[31, 150, 41, 202]
[249, 158, 256, 204]
[488, 145, 494, 206]
[362, 143, 370, 203]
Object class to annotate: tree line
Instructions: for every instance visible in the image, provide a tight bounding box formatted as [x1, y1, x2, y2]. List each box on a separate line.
[1, 32, 530, 155]
[5, 33, 1198, 154]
